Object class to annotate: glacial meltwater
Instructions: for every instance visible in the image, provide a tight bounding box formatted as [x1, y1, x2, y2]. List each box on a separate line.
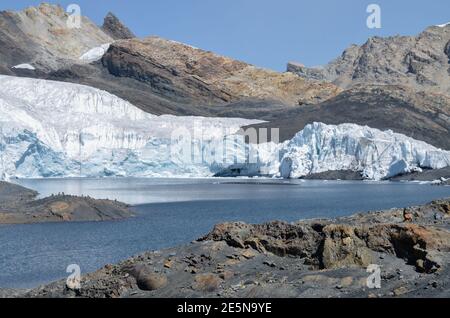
[1, 178, 450, 288]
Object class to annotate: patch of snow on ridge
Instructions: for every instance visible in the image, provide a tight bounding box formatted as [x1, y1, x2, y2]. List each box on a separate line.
[274, 122, 450, 180]
[79, 43, 111, 62]
[1, 76, 449, 180]
[12, 63, 35, 70]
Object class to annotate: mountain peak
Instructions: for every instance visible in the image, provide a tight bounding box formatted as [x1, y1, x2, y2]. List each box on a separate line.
[102, 12, 135, 40]
[288, 22, 450, 95]
[0, 3, 113, 72]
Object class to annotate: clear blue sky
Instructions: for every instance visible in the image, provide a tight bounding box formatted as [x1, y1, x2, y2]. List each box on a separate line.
[2, 0, 450, 71]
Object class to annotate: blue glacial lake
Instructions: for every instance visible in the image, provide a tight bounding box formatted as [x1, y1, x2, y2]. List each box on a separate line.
[1, 178, 449, 288]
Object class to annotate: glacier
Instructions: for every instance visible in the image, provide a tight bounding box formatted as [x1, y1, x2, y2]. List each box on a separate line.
[0, 75, 449, 181]
[0, 75, 262, 179]
[268, 122, 450, 180]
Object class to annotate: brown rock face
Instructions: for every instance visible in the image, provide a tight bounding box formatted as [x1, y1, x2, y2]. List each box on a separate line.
[364, 224, 450, 273]
[101, 37, 341, 107]
[192, 274, 222, 292]
[202, 201, 450, 273]
[322, 225, 374, 269]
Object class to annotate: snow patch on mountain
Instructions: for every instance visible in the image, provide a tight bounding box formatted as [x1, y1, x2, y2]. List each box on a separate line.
[12, 64, 35, 70]
[79, 43, 111, 62]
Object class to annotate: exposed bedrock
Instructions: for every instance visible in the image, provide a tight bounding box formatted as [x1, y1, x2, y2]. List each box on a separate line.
[202, 201, 450, 273]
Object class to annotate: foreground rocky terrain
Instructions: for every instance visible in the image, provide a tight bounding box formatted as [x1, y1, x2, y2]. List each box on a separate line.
[0, 181, 133, 224]
[3, 198, 449, 298]
[46, 36, 340, 117]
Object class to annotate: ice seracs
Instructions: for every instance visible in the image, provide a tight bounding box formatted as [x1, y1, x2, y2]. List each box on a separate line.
[0, 75, 261, 179]
[0, 76, 449, 180]
[274, 122, 450, 180]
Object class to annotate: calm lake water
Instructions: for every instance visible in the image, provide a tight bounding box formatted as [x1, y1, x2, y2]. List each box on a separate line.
[1, 178, 450, 288]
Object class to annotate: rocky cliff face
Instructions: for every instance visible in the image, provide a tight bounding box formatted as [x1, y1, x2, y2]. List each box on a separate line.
[288, 25, 450, 95]
[0, 4, 341, 117]
[0, 3, 112, 72]
[101, 12, 135, 40]
[101, 37, 341, 107]
[10, 199, 450, 298]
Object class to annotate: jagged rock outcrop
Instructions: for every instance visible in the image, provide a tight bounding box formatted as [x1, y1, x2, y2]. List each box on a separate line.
[203, 201, 450, 273]
[288, 24, 450, 95]
[101, 12, 135, 40]
[0, 4, 340, 118]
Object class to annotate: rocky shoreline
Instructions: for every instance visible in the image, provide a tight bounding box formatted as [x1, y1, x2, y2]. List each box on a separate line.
[2, 197, 449, 298]
[389, 167, 450, 184]
[0, 181, 133, 224]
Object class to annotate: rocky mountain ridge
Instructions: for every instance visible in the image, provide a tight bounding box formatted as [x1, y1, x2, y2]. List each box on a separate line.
[288, 24, 450, 95]
[0, 3, 449, 158]
[0, 3, 341, 117]
[248, 84, 450, 150]
[0, 3, 113, 73]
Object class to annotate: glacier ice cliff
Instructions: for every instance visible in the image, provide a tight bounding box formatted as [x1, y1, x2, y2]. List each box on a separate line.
[272, 122, 450, 180]
[0, 75, 261, 179]
[0, 75, 449, 180]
